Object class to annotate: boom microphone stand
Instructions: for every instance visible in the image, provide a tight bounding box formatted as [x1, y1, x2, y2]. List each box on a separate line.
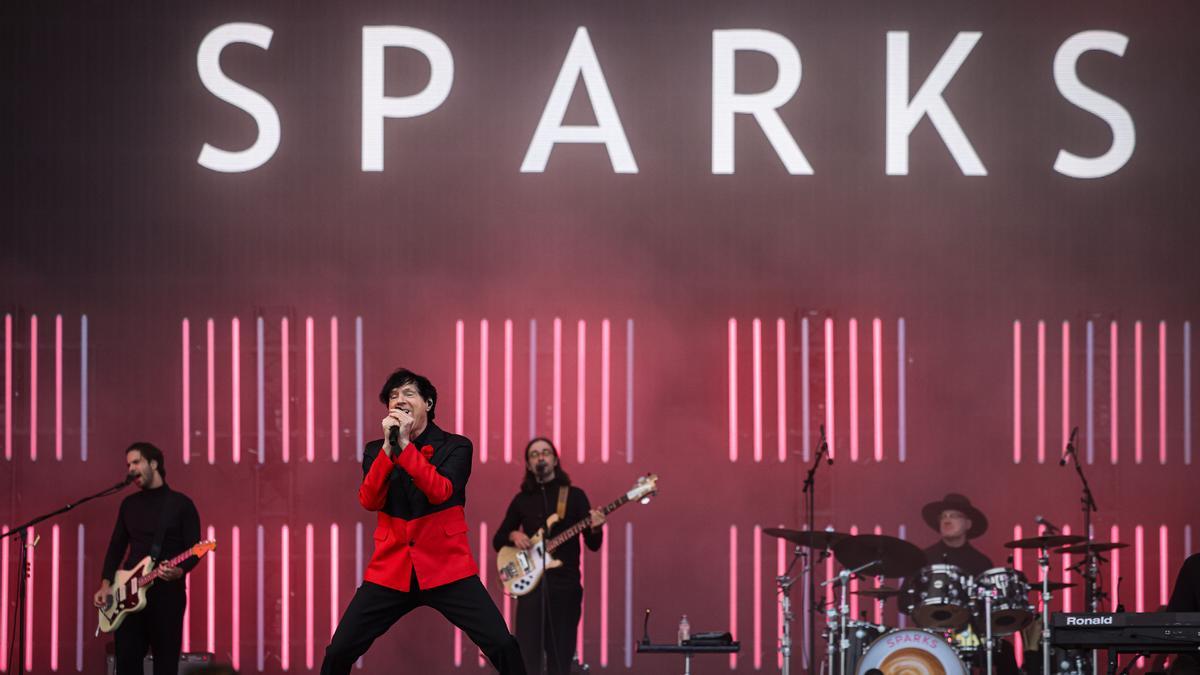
[802, 426, 831, 675]
[1060, 426, 1099, 675]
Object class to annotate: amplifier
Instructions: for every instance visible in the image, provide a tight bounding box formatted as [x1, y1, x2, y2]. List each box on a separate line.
[105, 651, 215, 675]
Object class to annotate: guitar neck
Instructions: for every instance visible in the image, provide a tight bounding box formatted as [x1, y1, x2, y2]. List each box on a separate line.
[546, 495, 629, 552]
[142, 548, 195, 583]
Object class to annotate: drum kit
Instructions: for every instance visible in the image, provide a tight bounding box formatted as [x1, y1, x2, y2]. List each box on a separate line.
[764, 527, 1127, 675]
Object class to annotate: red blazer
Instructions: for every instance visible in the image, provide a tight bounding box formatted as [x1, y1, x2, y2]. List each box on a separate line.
[358, 424, 478, 592]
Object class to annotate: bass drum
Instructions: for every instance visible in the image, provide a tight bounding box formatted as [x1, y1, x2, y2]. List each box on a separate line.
[854, 629, 969, 675]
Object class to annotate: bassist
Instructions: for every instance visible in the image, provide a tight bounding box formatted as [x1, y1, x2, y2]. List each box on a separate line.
[493, 438, 604, 675]
[93, 442, 201, 675]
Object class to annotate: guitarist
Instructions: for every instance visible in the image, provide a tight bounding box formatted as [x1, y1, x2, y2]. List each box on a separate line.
[93, 442, 201, 675]
[493, 437, 605, 675]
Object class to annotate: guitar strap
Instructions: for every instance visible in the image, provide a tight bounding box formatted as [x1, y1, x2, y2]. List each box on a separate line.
[148, 486, 174, 563]
[556, 486, 569, 522]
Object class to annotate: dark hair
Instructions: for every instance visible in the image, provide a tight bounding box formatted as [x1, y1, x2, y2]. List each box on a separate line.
[125, 441, 166, 478]
[377, 368, 437, 422]
[519, 437, 571, 493]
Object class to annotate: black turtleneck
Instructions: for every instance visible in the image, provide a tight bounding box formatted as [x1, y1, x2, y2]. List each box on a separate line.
[101, 483, 201, 582]
[492, 481, 602, 582]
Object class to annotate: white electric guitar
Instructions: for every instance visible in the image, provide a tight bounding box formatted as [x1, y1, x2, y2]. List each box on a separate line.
[497, 474, 657, 596]
[97, 539, 216, 634]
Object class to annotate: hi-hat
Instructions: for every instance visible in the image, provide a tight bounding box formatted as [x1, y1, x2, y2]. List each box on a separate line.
[833, 534, 925, 578]
[1003, 534, 1086, 550]
[762, 528, 850, 550]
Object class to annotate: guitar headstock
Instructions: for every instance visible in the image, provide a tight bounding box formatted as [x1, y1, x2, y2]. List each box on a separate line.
[626, 473, 658, 504]
[192, 540, 217, 559]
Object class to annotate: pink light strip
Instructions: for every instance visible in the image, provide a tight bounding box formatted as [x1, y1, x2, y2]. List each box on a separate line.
[824, 318, 835, 459]
[578, 551, 585, 664]
[849, 319, 859, 462]
[1, 524, 8, 672]
[1062, 321, 1070, 466]
[577, 320, 586, 464]
[329, 524, 338, 639]
[777, 319, 787, 463]
[753, 525, 762, 670]
[777, 536, 785, 669]
[184, 574, 191, 652]
[480, 319, 489, 464]
[1111, 525, 1122, 610]
[4, 314, 11, 461]
[30, 315, 37, 461]
[182, 319, 191, 465]
[1037, 320, 1046, 464]
[207, 319, 215, 465]
[553, 318, 562, 450]
[330, 318, 339, 463]
[305, 317, 315, 463]
[24, 527, 33, 672]
[602, 319, 611, 464]
[1160, 525, 1170, 606]
[1111, 322, 1119, 464]
[1135, 524, 1145, 612]
[1013, 321, 1022, 464]
[1062, 525, 1072, 612]
[753, 319, 763, 463]
[1159, 322, 1167, 465]
[232, 526, 241, 671]
[874, 525, 884, 624]
[729, 319, 738, 462]
[55, 315, 62, 462]
[729, 525, 738, 670]
[1135, 321, 1144, 464]
[479, 522, 489, 667]
[207, 525, 216, 654]
[504, 319, 513, 464]
[455, 320, 464, 436]
[305, 524, 314, 669]
[282, 318, 291, 463]
[849, 525, 860, 619]
[601, 523, 610, 667]
[233, 319, 241, 464]
[51, 524, 59, 671]
[282, 525, 290, 671]
[873, 318, 883, 462]
[503, 594, 512, 631]
[825, 541, 834, 615]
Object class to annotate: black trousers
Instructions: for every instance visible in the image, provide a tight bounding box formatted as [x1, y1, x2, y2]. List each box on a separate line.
[322, 577, 525, 674]
[114, 581, 186, 675]
[515, 577, 583, 675]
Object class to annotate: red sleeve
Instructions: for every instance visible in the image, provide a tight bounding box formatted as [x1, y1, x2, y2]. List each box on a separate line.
[396, 444, 453, 504]
[358, 449, 395, 511]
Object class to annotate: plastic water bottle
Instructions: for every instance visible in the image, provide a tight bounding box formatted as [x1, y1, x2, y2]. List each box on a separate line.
[677, 614, 690, 645]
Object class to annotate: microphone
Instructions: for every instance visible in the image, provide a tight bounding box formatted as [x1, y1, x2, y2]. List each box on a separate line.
[642, 609, 651, 645]
[819, 425, 833, 465]
[1059, 426, 1079, 466]
[122, 472, 137, 485]
[388, 425, 400, 447]
[1035, 515, 1060, 534]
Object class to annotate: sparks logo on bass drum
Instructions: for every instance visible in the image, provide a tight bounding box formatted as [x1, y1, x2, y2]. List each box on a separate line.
[1065, 615, 1115, 626]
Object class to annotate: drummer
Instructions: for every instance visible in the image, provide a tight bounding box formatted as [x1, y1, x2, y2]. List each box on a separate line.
[921, 493, 993, 574]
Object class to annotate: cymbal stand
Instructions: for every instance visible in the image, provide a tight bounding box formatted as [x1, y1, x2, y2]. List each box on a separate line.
[821, 560, 879, 675]
[1039, 542, 1053, 675]
[778, 544, 804, 675]
[980, 585, 996, 675]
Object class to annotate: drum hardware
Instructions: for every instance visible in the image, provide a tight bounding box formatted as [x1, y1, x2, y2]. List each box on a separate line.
[821, 559, 881, 675]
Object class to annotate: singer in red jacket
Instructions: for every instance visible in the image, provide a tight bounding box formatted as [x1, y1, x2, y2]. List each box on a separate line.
[321, 368, 525, 675]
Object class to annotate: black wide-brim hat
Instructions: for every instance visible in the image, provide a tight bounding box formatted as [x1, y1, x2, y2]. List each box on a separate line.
[921, 493, 988, 539]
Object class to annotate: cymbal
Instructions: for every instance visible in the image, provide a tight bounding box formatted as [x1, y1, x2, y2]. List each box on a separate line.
[853, 585, 901, 598]
[833, 534, 926, 578]
[1003, 534, 1086, 550]
[762, 528, 850, 549]
[1052, 542, 1130, 555]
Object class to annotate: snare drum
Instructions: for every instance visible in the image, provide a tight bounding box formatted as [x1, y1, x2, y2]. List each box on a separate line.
[972, 567, 1034, 635]
[854, 629, 969, 675]
[902, 564, 972, 630]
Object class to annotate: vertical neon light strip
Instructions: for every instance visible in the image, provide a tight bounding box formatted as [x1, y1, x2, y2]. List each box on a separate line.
[1188, 525, 1194, 558]
[305, 524, 314, 669]
[577, 320, 586, 464]
[1160, 525, 1170, 606]
[1061, 525, 1072, 612]
[529, 319, 537, 439]
[30, 315, 37, 462]
[305, 317, 315, 463]
[329, 524, 338, 639]
[601, 522, 610, 667]
[183, 561, 191, 651]
[1, 524, 8, 673]
[752, 318, 763, 463]
[825, 535, 834, 610]
[233, 318, 241, 464]
[777, 536, 785, 669]
[1087, 321, 1095, 464]
[898, 318, 907, 462]
[729, 319, 738, 462]
[281, 317, 290, 463]
[182, 319, 190, 464]
[51, 524, 59, 671]
[1159, 322, 1167, 464]
[54, 315, 62, 461]
[1037, 320, 1046, 464]
[729, 525, 738, 670]
[355, 523, 363, 670]
[553, 317, 562, 450]
[355, 317, 363, 463]
[872, 319, 883, 462]
[578, 551, 585, 665]
[849, 525, 860, 620]
[1135, 524, 1145, 612]
[1186, 322, 1193, 465]
[480, 319, 490, 463]
[503, 592, 512, 631]
[1013, 321, 1022, 464]
[24, 527, 34, 672]
[206, 318, 215, 465]
[848, 319, 859, 462]
[1135, 321, 1144, 464]
[1111, 322, 1119, 464]
[874, 525, 884, 624]
[281, 525, 290, 671]
[1013, 525, 1024, 664]
[479, 523, 489, 667]
[624, 523, 635, 668]
[330, 318, 338, 463]
[455, 320, 464, 437]
[1062, 321, 1070, 465]
[257, 525, 265, 672]
[802, 318, 810, 462]
[777, 318, 787, 463]
[753, 525, 762, 670]
[897, 524, 908, 628]
[257, 317, 265, 466]
[1111, 526, 1121, 610]
[4, 313, 10, 460]
[627, 319, 635, 464]
[76, 525, 84, 672]
[602, 319, 611, 464]
[207, 525, 216, 655]
[232, 526, 241, 672]
[504, 319, 513, 464]
[824, 318, 835, 459]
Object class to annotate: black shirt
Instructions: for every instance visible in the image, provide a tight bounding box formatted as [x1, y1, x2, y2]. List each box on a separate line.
[492, 482, 602, 583]
[1168, 553, 1200, 611]
[101, 484, 202, 582]
[923, 540, 994, 576]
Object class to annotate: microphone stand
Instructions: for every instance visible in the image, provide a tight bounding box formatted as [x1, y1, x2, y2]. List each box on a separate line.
[802, 426, 831, 675]
[2, 476, 133, 675]
[1061, 426, 1100, 675]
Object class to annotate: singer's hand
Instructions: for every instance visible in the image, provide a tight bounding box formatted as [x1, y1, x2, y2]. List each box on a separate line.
[381, 409, 415, 455]
[509, 531, 533, 550]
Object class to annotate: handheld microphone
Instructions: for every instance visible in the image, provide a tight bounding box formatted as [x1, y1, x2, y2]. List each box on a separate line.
[1059, 426, 1079, 466]
[1034, 515, 1060, 534]
[388, 425, 400, 447]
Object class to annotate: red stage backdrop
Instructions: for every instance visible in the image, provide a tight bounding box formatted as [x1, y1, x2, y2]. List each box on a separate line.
[2, 1, 1198, 673]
